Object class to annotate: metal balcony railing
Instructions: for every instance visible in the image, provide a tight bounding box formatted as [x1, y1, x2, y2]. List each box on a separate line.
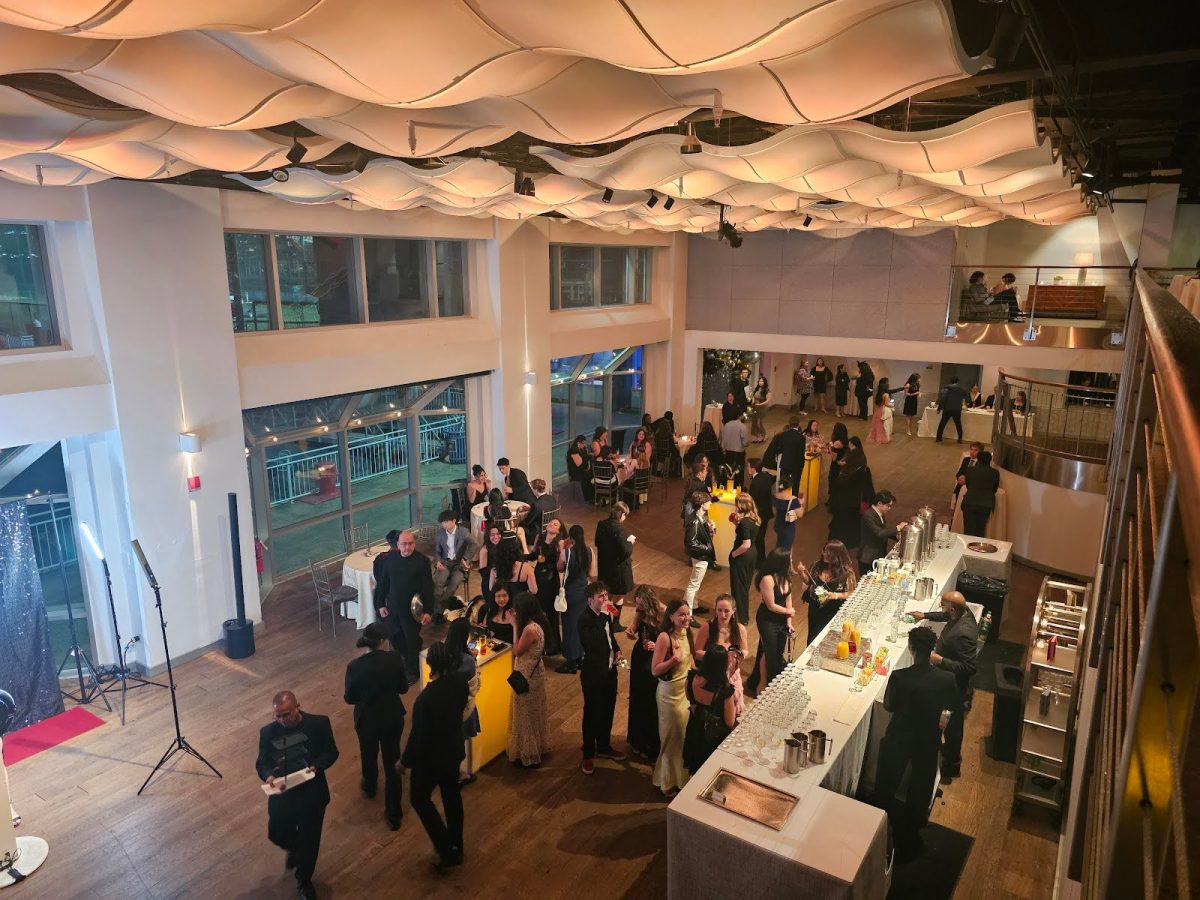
[994, 370, 1117, 467]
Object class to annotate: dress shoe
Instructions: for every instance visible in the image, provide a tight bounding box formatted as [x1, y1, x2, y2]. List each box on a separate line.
[595, 748, 627, 762]
[556, 660, 580, 674]
[433, 851, 463, 873]
[360, 780, 376, 799]
[387, 814, 402, 831]
[581, 757, 595, 775]
[709, 564, 722, 572]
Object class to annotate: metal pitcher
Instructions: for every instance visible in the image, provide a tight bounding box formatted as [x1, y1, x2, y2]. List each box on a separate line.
[914, 576, 936, 602]
[784, 738, 806, 775]
[808, 729, 834, 765]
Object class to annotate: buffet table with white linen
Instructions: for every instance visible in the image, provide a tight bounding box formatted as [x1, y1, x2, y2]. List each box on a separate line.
[960, 535, 1013, 582]
[668, 537, 971, 898]
[917, 404, 1016, 443]
[341, 548, 381, 629]
[469, 500, 529, 539]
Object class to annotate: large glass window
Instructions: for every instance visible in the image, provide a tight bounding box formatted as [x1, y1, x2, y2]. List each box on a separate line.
[275, 234, 357, 327]
[365, 238, 429, 321]
[245, 377, 470, 579]
[551, 245, 652, 310]
[225, 233, 273, 332]
[0, 224, 57, 350]
[435, 241, 467, 317]
[548, 346, 646, 485]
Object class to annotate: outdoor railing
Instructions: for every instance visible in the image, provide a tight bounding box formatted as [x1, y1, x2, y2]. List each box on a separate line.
[265, 415, 467, 505]
[27, 499, 76, 572]
[993, 370, 1117, 466]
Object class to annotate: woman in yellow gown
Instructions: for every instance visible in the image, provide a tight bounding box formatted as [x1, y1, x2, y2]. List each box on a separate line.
[651, 599, 694, 797]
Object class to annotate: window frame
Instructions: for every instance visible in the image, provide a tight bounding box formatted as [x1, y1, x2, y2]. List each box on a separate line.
[550, 244, 652, 310]
[0, 222, 62, 353]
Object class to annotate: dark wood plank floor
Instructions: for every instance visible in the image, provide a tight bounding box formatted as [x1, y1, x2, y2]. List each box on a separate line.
[7, 406, 1057, 900]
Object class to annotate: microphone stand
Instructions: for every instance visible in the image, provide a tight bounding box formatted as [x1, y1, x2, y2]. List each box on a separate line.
[132, 540, 222, 795]
[94, 554, 165, 725]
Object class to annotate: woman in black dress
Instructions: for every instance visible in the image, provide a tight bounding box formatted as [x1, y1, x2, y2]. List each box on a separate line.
[902, 374, 921, 436]
[834, 364, 851, 417]
[811, 357, 831, 413]
[828, 450, 867, 550]
[728, 493, 760, 626]
[745, 548, 795, 695]
[623, 584, 663, 761]
[556, 524, 592, 674]
[847, 437, 875, 512]
[531, 517, 564, 657]
[854, 361, 875, 420]
[477, 525, 503, 607]
[566, 435, 593, 502]
[695, 421, 723, 473]
[483, 586, 516, 644]
[594, 502, 635, 607]
[796, 540, 858, 647]
[827, 421, 849, 497]
[490, 534, 536, 604]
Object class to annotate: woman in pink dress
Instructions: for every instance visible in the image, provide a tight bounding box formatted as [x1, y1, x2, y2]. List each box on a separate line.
[867, 378, 895, 444]
[695, 594, 748, 718]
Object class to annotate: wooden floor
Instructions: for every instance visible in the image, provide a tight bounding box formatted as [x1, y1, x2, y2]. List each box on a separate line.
[8, 406, 1058, 900]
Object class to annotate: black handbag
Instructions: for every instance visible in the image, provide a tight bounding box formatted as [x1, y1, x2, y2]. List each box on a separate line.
[507, 671, 530, 694]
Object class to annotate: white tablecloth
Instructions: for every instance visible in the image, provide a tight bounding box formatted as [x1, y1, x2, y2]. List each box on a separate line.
[668, 539, 970, 898]
[959, 535, 1013, 582]
[950, 485, 1008, 542]
[341, 549, 379, 629]
[917, 404, 1013, 443]
[469, 500, 529, 539]
[703, 403, 723, 432]
[1170, 274, 1200, 317]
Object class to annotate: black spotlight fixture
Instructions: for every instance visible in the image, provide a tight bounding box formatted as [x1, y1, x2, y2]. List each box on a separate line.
[270, 168, 289, 183]
[520, 177, 536, 197]
[286, 137, 306, 166]
[350, 148, 371, 173]
[663, 196, 675, 210]
[601, 187, 614, 203]
[646, 193, 659, 208]
[717, 205, 743, 248]
[513, 168, 523, 193]
[802, 214, 813, 228]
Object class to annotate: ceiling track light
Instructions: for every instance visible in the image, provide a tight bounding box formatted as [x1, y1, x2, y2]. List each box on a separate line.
[802, 215, 813, 228]
[286, 134, 305, 165]
[646, 193, 659, 208]
[514, 169, 523, 193]
[681, 122, 701, 155]
[601, 187, 613, 203]
[520, 176, 535, 197]
[663, 196, 675, 210]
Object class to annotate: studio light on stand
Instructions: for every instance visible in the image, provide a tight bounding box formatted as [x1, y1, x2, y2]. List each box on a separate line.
[79, 523, 164, 726]
[46, 515, 110, 713]
[131, 539, 222, 795]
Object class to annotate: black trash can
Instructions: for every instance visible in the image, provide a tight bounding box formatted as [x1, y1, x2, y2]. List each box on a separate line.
[987, 663, 1023, 762]
[957, 572, 1008, 643]
[223, 618, 256, 659]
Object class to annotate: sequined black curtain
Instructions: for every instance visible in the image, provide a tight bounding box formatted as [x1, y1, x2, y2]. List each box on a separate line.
[0, 499, 64, 731]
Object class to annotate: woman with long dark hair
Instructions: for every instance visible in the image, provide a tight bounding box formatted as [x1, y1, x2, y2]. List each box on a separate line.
[343, 622, 407, 830]
[834, 364, 851, 417]
[902, 373, 921, 436]
[651, 599, 694, 797]
[695, 420, 723, 473]
[868, 378, 895, 444]
[695, 594, 748, 718]
[683, 645, 737, 774]
[566, 435, 594, 502]
[829, 443, 867, 549]
[444, 618, 481, 784]
[728, 493, 759, 625]
[465, 464, 493, 507]
[477, 525, 502, 607]
[796, 540, 858, 647]
[749, 375, 771, 442]
[508, 592, 548, 767]
[481, 585, 517, 644]
[771, 479, 803, 556]
[531, 517, 564, 657]
[854, 361, 875, 420]
[746, 548, 795, 695]
[491, 532, 536, 600]
[556, 524, 592, 674]
[828, 421, 849, 494]
[591, 426, 609, 460]
[811, 357, 831, 413]
[624, 585, 663, 761]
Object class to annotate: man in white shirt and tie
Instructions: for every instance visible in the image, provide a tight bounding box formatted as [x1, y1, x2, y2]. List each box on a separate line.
[951, 441, 983, 512]
[859, 490, 906, 573]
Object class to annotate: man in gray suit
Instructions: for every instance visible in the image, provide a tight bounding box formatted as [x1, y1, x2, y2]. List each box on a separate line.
[935, 376, 970, 443]
[433, 511, 475, 619]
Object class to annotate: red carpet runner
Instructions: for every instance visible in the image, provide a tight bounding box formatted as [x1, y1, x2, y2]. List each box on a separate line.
[2, 707, 106, 765]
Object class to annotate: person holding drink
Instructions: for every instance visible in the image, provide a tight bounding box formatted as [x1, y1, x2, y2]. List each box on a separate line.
[578, 581, 627, 774]
[624, 585, 664, 761]
[745, 549, 795, 695]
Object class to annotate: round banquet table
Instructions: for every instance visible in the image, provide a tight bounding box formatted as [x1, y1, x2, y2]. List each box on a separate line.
[341, 549, 380, 629]
[703, 403, 723, 432]
[470, 500, 530, 539]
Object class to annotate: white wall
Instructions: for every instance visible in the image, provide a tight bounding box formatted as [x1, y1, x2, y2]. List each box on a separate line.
[1000, 469, 1105, 577]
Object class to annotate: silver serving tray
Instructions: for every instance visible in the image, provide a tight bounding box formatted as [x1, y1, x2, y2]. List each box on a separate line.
[698, 769, 799, 831]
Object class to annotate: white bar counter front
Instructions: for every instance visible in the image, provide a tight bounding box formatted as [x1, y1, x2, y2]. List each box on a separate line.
[667, 537, 972, 899]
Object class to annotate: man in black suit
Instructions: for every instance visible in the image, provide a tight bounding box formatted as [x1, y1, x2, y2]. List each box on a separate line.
[497, 457, 537, 506]
[521, 477, 558, 542]
[747, 457, 775, 559]
[763, 415, 806, 493]
[372, 529, 399, 584]
[873, 627, 958, 861]
[951, 442, 983, 512]
[373, 530, 434, 685]
[400, 642, 468, 870]
[256, 691, 339, 900]
[960, 450, 1001, 537]
[344, 623, 408, 831]
[578, 581, 628, 774]
[907, 591, 979, 780]
[433, 511, 475, 616]
[859, 490, 905, 573]
[935, 376, 970, 443]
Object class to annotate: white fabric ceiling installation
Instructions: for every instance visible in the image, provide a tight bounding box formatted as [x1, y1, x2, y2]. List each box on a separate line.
[0, 0, 983, 167]
[227, 101, 1088, 231]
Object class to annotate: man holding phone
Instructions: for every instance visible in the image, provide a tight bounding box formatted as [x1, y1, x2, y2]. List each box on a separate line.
[578, 581, 628, 774]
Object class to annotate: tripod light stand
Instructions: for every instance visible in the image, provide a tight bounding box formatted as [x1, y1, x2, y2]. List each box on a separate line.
[78, 523, 164, 726]
[130, 539, 221, 795]
[46, 515, 110, 713]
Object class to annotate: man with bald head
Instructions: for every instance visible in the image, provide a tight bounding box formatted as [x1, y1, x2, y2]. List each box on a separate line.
[256, 691, 339, 899]
[374, 529, 435, 685]
[907, 591, 979, 781]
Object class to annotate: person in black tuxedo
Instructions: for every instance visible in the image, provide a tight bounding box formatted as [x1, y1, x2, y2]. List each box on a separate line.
[400, 641, 468, 870]
[343, 623, 408, 831]
[907, 591, 979, 780]
[763, 416, 806, 493]
[578, 581, 628, 774]
[373, 530, 434, 685]
[951, 442, 983, 512]
[960, 450, 1001, 537]
[256, 691, 339, 900]
[747, 458, 775, 559]
[497, 457, 537, 506]
[372, 529, 399, 584]
[859, 490, 905, 573]
[935, 376, 970, 443]
[872, 626, 959, 861]
[520, 478, 558, 543]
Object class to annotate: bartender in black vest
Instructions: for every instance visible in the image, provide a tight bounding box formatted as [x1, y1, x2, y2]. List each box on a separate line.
[374, 530, 434, 685]
[906, 590, 979, 781]
[256, 690, 339, 900]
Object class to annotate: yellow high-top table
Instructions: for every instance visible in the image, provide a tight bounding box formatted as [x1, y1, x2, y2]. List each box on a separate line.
[420, 641, 513, 772]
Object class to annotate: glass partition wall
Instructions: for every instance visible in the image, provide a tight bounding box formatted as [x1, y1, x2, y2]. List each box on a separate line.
[246, 378, 469, 579]
[549, 347, 645, 485]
